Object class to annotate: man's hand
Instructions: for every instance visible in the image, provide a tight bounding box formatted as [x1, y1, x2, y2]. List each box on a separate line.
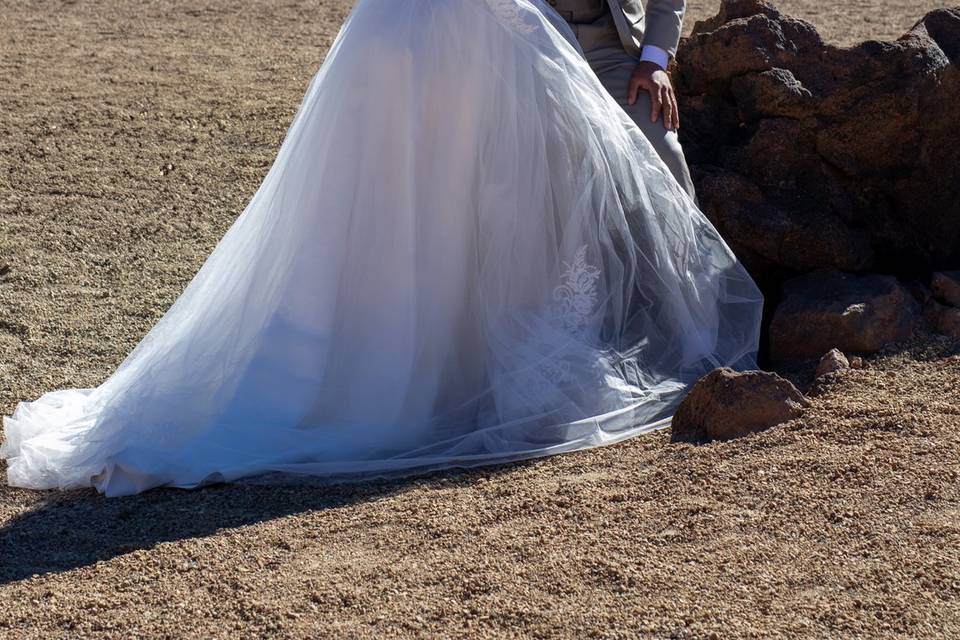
[627, 61, 680, 131]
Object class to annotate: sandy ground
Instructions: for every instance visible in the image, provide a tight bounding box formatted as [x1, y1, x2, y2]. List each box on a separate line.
[686, 0, 953, 41]
[1, 1, 958, 638]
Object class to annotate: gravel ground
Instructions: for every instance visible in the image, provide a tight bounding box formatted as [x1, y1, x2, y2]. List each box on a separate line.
[687, 0, 953, 41]
[1, 1, 958, 638]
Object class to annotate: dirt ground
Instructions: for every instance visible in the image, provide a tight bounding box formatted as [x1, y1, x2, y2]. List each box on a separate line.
[1, 1, 958, 638]
[686, 0, 952, 41]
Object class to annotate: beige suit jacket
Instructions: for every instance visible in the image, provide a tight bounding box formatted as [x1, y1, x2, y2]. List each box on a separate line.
[606, 0, 686, 58]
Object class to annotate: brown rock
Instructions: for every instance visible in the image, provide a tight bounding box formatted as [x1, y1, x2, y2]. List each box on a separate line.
[923, 298, 944, 325]
[923, 299, 960, 339]
[931, 271, 960, 307]
[730, 68, 816, 121]
[769, 270, 919, 361]
[937, 308, 960, 339]
[695, 170, 874, 281]
[815, 349, 850, 377]
[677, 2, 960, 278]
[906, 280, 933, 306]
[671, 368, 808, 444]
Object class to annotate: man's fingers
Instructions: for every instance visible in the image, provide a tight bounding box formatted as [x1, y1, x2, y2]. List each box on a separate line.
[649, 85, 662, 123]
[665, 90, 679, 131]
[627, 77, 641, 106]
[661, 87, 673, 130]
[671, 92, 681, 130]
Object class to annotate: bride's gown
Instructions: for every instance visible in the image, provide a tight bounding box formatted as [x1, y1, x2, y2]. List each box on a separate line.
[2, 0, 763, 496]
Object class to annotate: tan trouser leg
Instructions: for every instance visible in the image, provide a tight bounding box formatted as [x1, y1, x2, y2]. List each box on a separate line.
[582, 40, 697, 200]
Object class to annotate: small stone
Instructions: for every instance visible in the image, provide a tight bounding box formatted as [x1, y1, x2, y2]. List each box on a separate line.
[671, 368, 809, 444]
[816, 348, 850, 377]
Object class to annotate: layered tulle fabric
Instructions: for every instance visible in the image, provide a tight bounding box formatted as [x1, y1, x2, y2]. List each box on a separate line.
[2, 0, 763, 496]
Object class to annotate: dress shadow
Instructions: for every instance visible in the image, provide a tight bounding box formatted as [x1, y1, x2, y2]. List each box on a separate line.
[0, 463, 524, 586]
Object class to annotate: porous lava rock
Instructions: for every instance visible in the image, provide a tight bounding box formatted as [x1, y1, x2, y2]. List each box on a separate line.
[923, 299, 960, 339]
[815, 348, 850, 378]
[931, 271, 960, 307]
[671, 367, 808, 443]
[677, 1, 960, 288]
[769, 269, 919, 360]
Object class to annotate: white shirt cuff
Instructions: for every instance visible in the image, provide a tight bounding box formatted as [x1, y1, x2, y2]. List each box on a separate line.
[639, 45, 670, 71]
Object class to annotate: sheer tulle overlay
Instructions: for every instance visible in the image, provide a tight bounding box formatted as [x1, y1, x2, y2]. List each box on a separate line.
[2, 0, 762, 496]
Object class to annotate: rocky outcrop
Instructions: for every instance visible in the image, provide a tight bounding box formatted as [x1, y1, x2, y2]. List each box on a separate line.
[677, 2, 960, 288]
[769, 270, 920, 360]
[671, 368, 808, 443]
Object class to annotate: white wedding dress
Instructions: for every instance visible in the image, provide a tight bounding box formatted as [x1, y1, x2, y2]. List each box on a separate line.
[2, 0, 763, 496]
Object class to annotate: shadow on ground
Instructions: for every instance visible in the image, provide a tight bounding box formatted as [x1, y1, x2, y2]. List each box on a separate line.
[0, 464, 511, 585]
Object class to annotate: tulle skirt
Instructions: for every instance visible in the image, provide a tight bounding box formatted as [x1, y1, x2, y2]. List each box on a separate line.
[2, 0, 763, 496]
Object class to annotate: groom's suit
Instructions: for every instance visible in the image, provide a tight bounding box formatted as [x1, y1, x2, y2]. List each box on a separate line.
[602, 0, 686, 58]
[548, 0, 694, 198]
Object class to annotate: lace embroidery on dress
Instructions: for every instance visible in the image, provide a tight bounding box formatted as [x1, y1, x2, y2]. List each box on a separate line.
[484, 0, 538, 33]
[552, 245, 601, 339]
[522, 244, 603, 400]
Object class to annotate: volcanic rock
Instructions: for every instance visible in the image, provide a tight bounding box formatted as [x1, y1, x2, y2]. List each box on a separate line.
[769, 270, 919, 360]
[815, 348, 850, 377]
[677, 2, 960, 281]
[671, 368, 808, 443]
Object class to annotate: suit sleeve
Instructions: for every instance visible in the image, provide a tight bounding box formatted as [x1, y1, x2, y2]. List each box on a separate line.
[642, 0, 686, 59]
